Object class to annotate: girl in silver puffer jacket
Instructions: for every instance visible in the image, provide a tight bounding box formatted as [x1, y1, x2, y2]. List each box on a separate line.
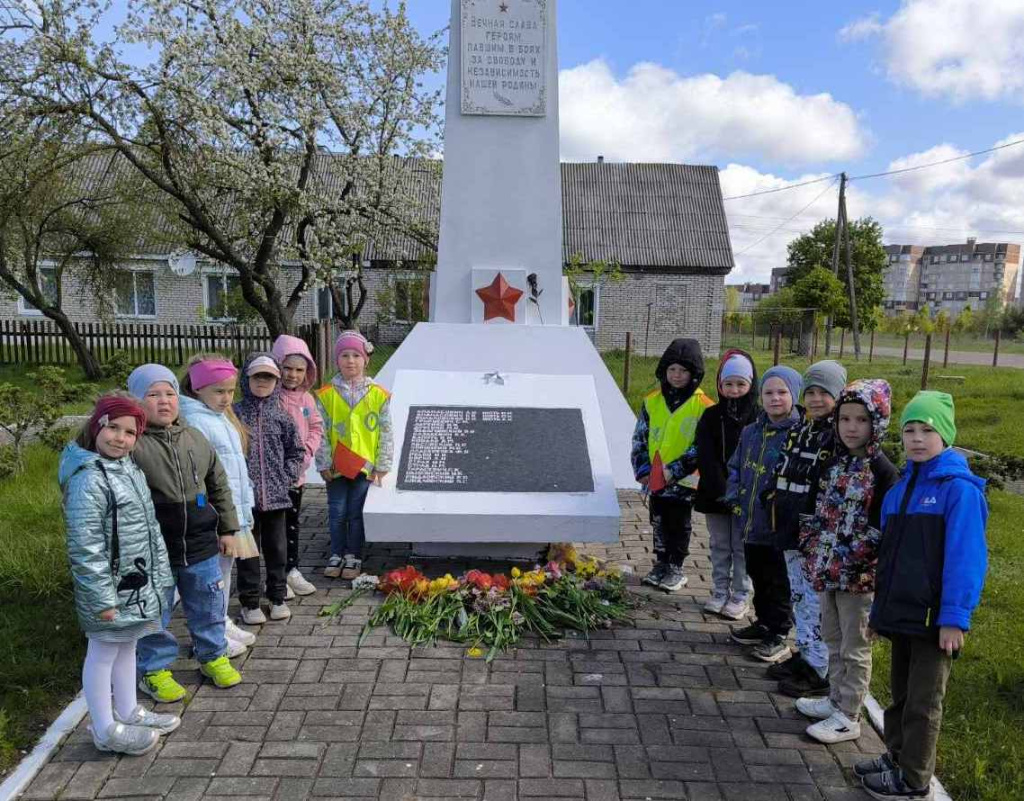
[59, 394, 179, 756]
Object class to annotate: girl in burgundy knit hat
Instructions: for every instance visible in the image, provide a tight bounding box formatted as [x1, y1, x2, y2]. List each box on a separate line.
[59, 392, 179, 756]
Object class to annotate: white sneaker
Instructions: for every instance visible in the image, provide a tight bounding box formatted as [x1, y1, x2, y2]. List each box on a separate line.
[806, 710, 862, 743]
[287, 568, 317, 596]
[704, 593, 728, 614]
[720, 597, 749, 620]
[114, 705, 181, 735]
[240, 606, 267, 625]
[92, 721, 159, 756]
[795, 696, 836, 720]
[225, 637, 247, 658]
[269, 602, 291, 621]
[225, 619, 256, 646]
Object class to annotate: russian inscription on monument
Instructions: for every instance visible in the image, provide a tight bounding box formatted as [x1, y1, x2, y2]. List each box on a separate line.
[398, 406, 594, 493]
[461, 0, 547, 116]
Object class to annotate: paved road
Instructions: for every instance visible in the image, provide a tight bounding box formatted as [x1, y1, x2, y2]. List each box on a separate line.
[872, 345, 1024, 369]
[22, 491, 881, 800]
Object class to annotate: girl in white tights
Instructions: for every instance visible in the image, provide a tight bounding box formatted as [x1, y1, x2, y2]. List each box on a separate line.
[60, 394, 181, 755]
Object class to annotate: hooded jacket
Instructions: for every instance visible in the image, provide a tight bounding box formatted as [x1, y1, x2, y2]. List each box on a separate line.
[179, 395, 255, 534]
[270, 335, 324, 488]
[234, 353, 306, 512]
[798, 380, 899, 593]
[870, 447, 988, 638]
[694, 349, 759, 515]
[631, 338, 710, 500]
[132, 418, 240, 567]
[60, 443, 174, 633]
[726, 406, 803, 545]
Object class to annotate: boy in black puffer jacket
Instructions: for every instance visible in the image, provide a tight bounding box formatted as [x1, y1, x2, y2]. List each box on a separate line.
[234, 353, 306, 625]
[765, 360, 846, 698]
[694, 349, 758, 620]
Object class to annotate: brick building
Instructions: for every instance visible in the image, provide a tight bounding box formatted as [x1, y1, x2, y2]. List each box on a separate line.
[1, 161, 734, 354]
[882, 239, 1021, 315]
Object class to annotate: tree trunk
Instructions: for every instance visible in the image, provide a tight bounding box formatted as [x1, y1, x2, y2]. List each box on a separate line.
[43, 308, 102, 380]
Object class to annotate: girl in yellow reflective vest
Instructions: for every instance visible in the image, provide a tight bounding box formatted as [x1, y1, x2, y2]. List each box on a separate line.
[314, 331, 393, 581]
[631, 338, 714, 592]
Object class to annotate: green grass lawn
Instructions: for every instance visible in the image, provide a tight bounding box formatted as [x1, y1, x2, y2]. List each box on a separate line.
[0, 446, 82, 776]
[871, 490, 1024, 801]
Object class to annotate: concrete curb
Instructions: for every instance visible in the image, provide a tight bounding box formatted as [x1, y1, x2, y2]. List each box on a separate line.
[864, 692, 953, 801]
[0, 693, 87, 801]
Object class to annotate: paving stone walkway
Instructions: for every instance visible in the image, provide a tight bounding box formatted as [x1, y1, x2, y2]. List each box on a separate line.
[22, 490, 882, 801]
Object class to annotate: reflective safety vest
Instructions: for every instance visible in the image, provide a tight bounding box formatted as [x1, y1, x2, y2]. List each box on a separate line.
[316, 383, 390, 478]
[644, 388, 714, 490]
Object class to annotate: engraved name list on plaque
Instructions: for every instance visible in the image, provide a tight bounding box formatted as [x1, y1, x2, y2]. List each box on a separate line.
[461, 0, 548, 116]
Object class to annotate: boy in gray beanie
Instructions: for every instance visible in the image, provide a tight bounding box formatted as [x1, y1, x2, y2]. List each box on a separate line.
[764, 360, 847, 697]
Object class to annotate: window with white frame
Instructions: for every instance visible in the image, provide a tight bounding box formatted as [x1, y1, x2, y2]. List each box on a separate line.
[571, 284, 599, 328]
[17, 266, 59, 315]
[204, 271, 241, 321]
[115, 270, 156, 318]
[393, 276, 427, 323]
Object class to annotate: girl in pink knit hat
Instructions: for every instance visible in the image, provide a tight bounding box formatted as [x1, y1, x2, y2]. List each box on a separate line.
[313, 331, 393, 580]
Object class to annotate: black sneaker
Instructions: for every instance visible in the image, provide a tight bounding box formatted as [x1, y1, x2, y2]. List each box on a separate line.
[642, 562, 669, 588]
[854, 753, 899, 779]
[750, 634, 792, 663]
[658, 565, 688, 592]
[862, 768, 931, 800]
[731, 622, 770, 645]
[765, 652, 807, 680]
[778, 661, 830, 698]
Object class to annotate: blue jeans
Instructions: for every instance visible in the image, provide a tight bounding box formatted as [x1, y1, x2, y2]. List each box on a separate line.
[137, 554, 227, 674]
[327, 476, 371, 558]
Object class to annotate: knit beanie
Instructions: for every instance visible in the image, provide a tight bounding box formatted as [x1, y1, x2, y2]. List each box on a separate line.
[760, 365, 803, 404]
[900, 390, 957, 446]
[720, 354, 754, 385]
[89, 395, 148, 440]
[333, 330, 373, 366]
[127, 364, 180, 400]
[803, 360, 848, 400]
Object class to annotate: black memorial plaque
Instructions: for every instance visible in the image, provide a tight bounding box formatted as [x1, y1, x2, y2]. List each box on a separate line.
[397, 406, 595, 493]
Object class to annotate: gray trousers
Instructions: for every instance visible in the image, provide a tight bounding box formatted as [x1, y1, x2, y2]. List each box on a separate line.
[820, 590, 873, 718]
[884, 634, 953, 791]
[706, 513, 751, 601]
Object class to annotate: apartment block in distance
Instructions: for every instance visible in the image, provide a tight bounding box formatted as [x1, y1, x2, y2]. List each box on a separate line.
[726, 282, 771, 312]
[882, 239, 1021, 315]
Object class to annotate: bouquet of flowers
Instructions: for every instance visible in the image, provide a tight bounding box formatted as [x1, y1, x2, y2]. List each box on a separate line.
[345, 545, 631, 660]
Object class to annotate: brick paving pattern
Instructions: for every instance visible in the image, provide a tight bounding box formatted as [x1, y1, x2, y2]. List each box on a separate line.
[22, 489, 882, 800]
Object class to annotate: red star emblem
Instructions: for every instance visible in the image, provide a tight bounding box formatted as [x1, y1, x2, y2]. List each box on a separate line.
[475, 272, 523, 322]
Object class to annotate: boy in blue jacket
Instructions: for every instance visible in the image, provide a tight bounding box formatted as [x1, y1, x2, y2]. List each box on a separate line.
[726, 365, 803, 663]
[859, 391, 987, 801]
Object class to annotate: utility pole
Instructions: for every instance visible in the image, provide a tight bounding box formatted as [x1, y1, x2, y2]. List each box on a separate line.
[825, 174, 845, 356]
[840, 174, 862, 358]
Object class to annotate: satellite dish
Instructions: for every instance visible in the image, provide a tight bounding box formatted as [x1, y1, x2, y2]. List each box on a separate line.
[168, 250, 197, 277]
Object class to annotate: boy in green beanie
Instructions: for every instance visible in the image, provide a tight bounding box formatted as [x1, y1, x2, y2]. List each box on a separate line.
[859, 391, 987, 800]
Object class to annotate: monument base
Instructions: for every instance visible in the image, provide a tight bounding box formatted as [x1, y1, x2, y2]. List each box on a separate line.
[412, 542, 545, 561]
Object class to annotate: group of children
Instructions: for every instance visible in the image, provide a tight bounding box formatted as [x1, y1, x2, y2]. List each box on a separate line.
[60, 330, 391, 756]
[634, 339, 987, 801]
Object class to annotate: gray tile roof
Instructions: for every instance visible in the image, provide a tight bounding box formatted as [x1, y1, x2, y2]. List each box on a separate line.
[71, 153, 734, 274]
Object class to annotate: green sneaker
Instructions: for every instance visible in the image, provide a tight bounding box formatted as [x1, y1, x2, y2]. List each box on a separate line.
[200, 656, 242, 688]
[138, 670, 187, 703]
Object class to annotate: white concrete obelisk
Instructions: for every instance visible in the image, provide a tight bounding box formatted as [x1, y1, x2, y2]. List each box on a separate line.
[431, 0, 566, 326]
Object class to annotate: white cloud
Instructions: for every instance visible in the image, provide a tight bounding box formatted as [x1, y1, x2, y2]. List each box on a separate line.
[838, 13, 883, 42]
[558, 59, 867, 167]
[840, 0, 1024, 102]
[721, 134, 1024, 283]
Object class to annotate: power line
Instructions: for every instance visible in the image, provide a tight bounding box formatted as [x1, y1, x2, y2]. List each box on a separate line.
[734, 177, 838, 256]
[849, 137, 1024, 181]
[721, 174, 838, 202]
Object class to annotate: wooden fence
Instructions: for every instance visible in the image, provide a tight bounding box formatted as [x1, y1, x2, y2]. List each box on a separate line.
[0, 318, 353, 378]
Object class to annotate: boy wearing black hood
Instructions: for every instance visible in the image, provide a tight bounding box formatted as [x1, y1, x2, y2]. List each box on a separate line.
[631, 339, 714, 591]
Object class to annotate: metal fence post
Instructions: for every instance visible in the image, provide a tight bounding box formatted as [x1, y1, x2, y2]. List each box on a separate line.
[623, 332, 632, 395]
